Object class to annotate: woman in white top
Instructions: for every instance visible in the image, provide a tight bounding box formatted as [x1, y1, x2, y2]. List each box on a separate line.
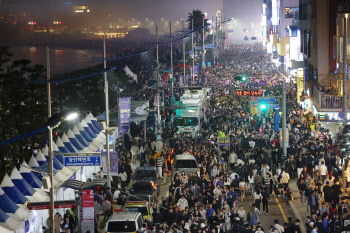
[248, 172, 255, 194]
[239, 179, 247, 202]
[237, 206, 246, 223]
[253, 189, 263, 211]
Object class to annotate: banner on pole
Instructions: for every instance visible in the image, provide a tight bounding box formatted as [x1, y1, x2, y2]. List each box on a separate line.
[82, 190, 94, 233]
[101, 152, 118, 176]
[190, 65, 199, 77]
[119, 97, 131, 133]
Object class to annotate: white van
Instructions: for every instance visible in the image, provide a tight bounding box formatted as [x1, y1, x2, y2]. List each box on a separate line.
[173, 152, 198, 175]
[105, 211, 145, 233]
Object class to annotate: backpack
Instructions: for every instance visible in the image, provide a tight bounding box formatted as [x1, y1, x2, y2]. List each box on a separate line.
[329, 208, 337, 219]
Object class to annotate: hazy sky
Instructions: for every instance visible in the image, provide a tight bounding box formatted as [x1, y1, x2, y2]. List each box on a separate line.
[1, 0, 261, 24]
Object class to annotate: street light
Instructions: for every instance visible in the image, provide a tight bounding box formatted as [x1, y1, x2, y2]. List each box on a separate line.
[47, 111, 78, 232]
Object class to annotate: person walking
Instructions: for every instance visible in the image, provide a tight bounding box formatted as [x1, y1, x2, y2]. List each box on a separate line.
[157, 154, 165, 178]
[101, 197, 111, 223]
[253, 189, 263, 211]
[239, 178, 247, 202]
[248, 206, 259, 227]
[298, 179, 306, 205]
[319, 161, 328, 184]
[262, 188, 270, 215]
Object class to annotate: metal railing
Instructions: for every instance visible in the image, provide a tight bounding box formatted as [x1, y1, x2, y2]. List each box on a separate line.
[313, 86, 344, 109]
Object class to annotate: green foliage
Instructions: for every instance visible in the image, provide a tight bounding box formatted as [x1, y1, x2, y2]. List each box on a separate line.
[0, 46, 47, 173]
[187, 9, 210, 44]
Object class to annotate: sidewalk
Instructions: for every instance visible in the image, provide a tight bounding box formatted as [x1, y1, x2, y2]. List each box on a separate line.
[289, 180, 307, 233]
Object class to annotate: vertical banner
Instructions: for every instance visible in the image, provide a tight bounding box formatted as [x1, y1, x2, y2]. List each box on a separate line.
[101, 152, 118, 176]
[101, 153, 108, 176]
[82, 190, 94, 233]
[119, 97, 131, 133]
[190, 66, 199, 77]
[110, 152, 119, 176]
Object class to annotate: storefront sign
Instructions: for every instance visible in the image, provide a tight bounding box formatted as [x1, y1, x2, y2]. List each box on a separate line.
[64, 156, 101, 166]
[218, 138, 230, 150]
[28, 203, 76, 210]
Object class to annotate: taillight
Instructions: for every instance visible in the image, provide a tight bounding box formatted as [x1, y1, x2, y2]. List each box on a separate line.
[136, 231, 140, 233]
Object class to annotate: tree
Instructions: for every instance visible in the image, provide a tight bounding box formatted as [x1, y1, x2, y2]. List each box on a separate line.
[0, 47, 47, 174]
[187, 9, 210, 45]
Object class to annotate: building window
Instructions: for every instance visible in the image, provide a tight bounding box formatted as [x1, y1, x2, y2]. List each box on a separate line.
[285, 7, 298, 18]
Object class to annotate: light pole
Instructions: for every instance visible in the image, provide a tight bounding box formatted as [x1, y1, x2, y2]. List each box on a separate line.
[156, 25, 161, 136]
[343, 13, 348, 125]
[170, 21, 174, 112]
[103, 34, 111, 188]
[46, 46, 55, 232]
[192, 18, 194, 85]
[182, 20, 185, 87]
[282, 81, 287, 156]
[46, 46, 79, 231]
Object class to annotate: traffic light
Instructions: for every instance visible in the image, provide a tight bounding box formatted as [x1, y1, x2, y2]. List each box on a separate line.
[234, 76, 248, 81]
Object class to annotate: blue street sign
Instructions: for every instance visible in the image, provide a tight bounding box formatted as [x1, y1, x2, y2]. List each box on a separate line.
[257, 98, 276, 103]
[339, 112, 345, 119]
[227, 30, 234, 33]
[260, 80, 266, 86]
[269, 104, 280, 109]
[64, 156, 101, 166]
[195, 47, 202, 50]
[205, 44, 215, 49]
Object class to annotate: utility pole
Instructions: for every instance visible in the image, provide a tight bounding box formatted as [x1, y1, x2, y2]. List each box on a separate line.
[261, 55, 265, 96]
[103, 34, 111, 188]
[202, 16, 205, 65]
[182, 20, 185, 87]
[170, 21, 174, 112]
[46, 46, 55, 233]
[344, 14, 348, 124]
[282, 81, 287, 156]
[216, 16, 218, 63]
[213, 16, 215, 65]
[156, 25, 161, 135]
[192, 18, 195, 85]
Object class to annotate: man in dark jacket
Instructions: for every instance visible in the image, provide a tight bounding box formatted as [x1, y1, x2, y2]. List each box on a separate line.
[262, 188, 270, 215]
[165, 208, 176, 226]
[322, 181, 332, 204]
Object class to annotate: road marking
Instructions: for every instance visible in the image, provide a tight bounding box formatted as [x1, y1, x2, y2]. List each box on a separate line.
[274, 197, 288, 222]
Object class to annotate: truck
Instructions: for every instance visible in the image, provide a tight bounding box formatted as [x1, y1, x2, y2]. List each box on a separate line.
[175, 88, 208, 133]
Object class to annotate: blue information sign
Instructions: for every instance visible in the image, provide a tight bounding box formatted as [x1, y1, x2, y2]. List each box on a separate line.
[205, 44, 215, 49]
[257, 98, 276, 103]
[64, 156, 101, 166]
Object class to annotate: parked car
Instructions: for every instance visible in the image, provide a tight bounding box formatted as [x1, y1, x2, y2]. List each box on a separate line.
[127, 180, 157, 202]
[105, 211, 146, 233]
[134, 166, 159, 190]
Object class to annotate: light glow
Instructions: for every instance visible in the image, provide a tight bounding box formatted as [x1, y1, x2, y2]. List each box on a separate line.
[65, 112, 78, 121]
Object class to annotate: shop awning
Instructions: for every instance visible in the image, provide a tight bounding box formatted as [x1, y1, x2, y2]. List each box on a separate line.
[60, 178, 107, 191]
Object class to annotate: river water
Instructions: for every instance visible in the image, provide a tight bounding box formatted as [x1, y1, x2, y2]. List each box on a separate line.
[9, 46, 106, 74]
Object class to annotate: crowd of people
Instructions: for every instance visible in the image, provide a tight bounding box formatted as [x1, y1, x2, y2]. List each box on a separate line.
[90, 45, 350, 233]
